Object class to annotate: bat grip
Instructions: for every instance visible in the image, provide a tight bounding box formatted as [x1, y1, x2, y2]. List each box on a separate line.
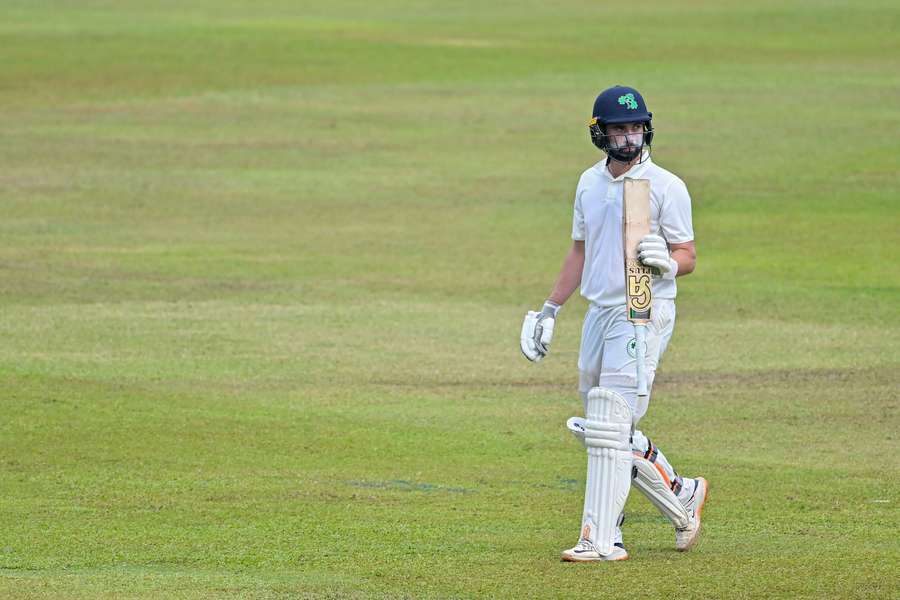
[634, 323, 648, 398]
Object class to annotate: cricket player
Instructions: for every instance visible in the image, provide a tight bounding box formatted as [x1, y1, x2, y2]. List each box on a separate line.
[520, 85, 708, 561]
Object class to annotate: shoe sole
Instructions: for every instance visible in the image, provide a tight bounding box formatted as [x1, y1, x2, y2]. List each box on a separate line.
[561, 549, 629, 562]
[677, 477, 708, 552]
[561, 554, 629, 562]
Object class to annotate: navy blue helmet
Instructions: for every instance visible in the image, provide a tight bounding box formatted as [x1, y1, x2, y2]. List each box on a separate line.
[588, 85, 654, 162]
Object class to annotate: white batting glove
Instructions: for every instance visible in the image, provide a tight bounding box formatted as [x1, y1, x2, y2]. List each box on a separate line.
[638, 234, 678, 280]
[520, 301, 560, 362]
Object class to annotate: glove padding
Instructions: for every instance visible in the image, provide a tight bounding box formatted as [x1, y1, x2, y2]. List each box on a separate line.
[520, 302, 559, 362]
[638, 234, 678, 280]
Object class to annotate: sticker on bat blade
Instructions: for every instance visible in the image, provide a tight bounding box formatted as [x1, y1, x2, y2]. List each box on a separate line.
[627, 272, 652, 319]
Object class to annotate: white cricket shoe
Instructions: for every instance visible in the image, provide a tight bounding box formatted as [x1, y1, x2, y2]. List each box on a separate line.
[561, 540, 628, 562]
[675, 477, 709, 551]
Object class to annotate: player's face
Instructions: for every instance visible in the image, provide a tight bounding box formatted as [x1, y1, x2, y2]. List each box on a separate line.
[606, 122, 645, 150]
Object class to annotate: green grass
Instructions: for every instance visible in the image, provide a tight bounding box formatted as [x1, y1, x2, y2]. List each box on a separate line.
[1, 1, 898, 598]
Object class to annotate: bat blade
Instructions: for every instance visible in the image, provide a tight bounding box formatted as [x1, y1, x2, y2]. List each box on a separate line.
[623, 178, 653, 323]
[623, 178, 652, 398]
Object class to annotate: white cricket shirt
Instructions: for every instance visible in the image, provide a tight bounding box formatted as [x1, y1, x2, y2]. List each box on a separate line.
[572, 154, 694, 307]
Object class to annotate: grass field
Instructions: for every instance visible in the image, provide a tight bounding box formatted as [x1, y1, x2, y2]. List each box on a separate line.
[1, 1, 899, 598]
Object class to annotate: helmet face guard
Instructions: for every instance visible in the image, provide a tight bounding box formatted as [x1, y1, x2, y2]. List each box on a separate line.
[589, 118, 654, 163]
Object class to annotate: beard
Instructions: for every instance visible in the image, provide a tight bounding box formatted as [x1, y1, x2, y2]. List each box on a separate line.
[607, 144, 642, 162]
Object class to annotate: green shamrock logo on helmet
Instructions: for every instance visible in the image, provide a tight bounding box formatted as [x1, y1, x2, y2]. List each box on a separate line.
[618, 93, 638, 110]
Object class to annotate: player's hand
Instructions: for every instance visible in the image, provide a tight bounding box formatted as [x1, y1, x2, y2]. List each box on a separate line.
[520, 302, 560, 362]
[638, 234, 678, 280]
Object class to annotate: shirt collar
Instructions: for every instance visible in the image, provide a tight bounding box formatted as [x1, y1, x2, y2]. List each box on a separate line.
[600, 152, 652, 181]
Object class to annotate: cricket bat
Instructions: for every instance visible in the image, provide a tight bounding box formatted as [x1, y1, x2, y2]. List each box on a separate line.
[623, 178, 653, 401]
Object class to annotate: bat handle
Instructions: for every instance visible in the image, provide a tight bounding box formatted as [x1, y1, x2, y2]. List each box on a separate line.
[634, 323, 648, 398]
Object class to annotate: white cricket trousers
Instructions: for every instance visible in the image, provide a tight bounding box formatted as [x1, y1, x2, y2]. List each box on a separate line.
[578, 298, 687, 497]
[578, 298, 675, 422]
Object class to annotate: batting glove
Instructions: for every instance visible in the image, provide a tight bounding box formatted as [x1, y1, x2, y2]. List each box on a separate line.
[638, 234, 678, 280]
[520, 301, 561, 362]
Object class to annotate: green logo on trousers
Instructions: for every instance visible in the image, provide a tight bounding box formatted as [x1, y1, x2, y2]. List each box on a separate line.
[627, 338, 637, 358]
[618, 93, 638, 110]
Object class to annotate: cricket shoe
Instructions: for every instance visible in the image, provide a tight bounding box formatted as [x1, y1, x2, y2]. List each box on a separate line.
[561, 540, 628, 562]
[675, 477, 709, 551]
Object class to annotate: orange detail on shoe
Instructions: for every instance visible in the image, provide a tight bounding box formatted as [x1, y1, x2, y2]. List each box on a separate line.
[677, 478, 709, 552]
[695, 478, 709, 518]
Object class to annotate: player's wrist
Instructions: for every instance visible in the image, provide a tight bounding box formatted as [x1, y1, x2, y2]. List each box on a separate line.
[541, 300, 561, 318]
[662, 257, 678, 280]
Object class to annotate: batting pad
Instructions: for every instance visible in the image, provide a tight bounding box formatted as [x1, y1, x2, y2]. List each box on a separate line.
[632, 455, 690, 529]
[580, 387, 633, 556]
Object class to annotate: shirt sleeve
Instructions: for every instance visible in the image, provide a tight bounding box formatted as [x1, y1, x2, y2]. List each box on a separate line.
[572, 185, 586, 241]
[659, 177, 694, 243]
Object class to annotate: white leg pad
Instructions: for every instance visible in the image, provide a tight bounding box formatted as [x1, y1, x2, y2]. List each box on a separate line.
[632, 455, 690, 529]
[579, 387, 633, 556]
